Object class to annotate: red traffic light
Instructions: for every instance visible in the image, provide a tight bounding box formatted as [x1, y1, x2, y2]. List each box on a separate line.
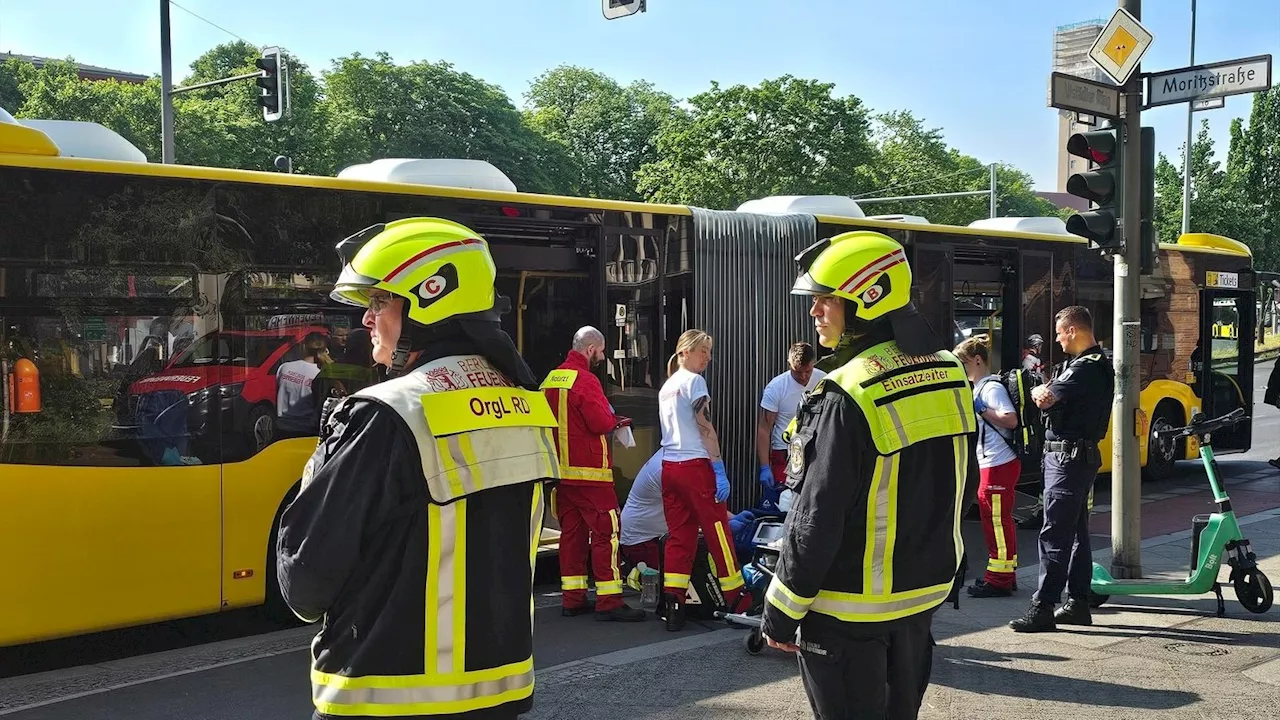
[1067, 130, 1117, 167]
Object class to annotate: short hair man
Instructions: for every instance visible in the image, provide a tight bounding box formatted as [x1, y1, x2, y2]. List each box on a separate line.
[1010, 305, 1114, 632]
[541, 326, 644, 622]
[756, 342, 825, 510]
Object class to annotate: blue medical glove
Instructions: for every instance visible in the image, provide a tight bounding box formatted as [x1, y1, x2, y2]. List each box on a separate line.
[973, 395, 988, 415]
[712, 460, 730, 503]
[758, 464, 775, 489]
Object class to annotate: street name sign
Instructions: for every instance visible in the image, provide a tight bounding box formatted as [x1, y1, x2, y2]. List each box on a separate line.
[1049, 71, 1121, 119]
[1146, 55, 1272, 109]
[1089, 7, 1154, 86]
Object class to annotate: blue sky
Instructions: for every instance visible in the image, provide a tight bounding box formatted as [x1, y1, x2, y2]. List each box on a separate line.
[1, 0, 1275, 192]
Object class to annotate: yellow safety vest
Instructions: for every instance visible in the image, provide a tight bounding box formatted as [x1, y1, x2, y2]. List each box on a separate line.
[539, 368, 614, 483]
[309, 354, 558, 716]
[767, 339, 975, 624]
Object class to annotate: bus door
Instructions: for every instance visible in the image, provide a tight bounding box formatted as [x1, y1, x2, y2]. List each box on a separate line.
[910, 243, 955, 349]
[1198, 282, 1256, 454]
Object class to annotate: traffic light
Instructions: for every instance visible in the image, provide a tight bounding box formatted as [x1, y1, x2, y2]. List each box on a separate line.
[603, 0, 646, 20]
[1064, 123, 1123, 252]
[1139, 126, 1156, 274]
[255, 47, 288, 122]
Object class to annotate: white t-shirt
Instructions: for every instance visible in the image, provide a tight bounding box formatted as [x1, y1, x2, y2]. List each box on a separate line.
[760, 369, 827, 450]
[658, 368, 711, 461]
[277, 360, 321, 421]
[974, 376, 1018, 469]
[620, 451, 666, 546]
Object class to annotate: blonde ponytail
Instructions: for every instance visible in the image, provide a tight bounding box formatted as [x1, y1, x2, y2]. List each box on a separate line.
[668, 329, 713, 377]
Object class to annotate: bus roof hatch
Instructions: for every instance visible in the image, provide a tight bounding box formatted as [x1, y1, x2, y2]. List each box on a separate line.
[968, 217, 1071, 235]
[736, 195, 866, 218]
[337, 158, 518, 193]
[10, 118, 147, 162]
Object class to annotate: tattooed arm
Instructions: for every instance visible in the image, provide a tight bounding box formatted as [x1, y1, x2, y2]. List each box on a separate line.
[692, 395, 722, 461]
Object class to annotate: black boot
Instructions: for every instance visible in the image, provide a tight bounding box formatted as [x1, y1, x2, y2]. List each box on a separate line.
[1055, 597, 1092, 626]
[662, 592, 685, 632]
[1008, 599, 1056, 633]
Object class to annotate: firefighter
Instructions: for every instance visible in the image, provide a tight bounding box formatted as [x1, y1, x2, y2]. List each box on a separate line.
[541, 326, 645, 621]
[276, 217, 558, 720]
[761, 230, 978, 719]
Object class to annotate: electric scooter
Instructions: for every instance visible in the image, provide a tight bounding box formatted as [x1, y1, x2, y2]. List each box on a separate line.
[1089, 407, 1274, 617]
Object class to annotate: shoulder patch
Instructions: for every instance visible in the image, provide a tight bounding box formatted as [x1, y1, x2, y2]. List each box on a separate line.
[788, 432, 807, 477]
[1081, 353, 1103, 362]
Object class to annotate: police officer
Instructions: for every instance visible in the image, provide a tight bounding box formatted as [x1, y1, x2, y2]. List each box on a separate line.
[761, 231, 978, 719]
[1009, 305, 1113, 633]
[276, 217, 559, 719]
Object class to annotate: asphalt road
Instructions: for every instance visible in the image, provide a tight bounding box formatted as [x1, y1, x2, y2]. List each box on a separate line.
[2, 361, 1276, 719]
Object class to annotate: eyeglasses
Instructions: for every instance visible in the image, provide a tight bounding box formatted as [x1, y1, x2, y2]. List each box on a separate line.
[367, 293, 397, 314]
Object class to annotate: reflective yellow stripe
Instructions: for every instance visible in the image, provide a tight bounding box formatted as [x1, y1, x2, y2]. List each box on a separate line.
[425, 504, 442, 674]
[987, 558, 1018, 573]
[862, 454, 898, 595]
[765, 578, 815, 620]
[596, 580, 623, 595]
[436, 438, 467, 497]
[452, 504, 467, 676]
[561, 576, 589, 591]
[312, 658, 534, 716]
[560, 466, 614, 482]
[810, 582, 954, 623]
[991, 492, 1008, 563]
[529, 483, 543, 624]
[607, 509, 621, 585]
[712, 519, 736, 579]
[663, 573, 690, 589]
[719, 571, 745, 591]
[424, 501, 465, 674]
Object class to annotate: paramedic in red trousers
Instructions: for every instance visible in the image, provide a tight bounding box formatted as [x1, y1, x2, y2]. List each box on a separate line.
[658, 329, 746, 631]
[757, 342, 826, 511]
[761, 231, 977, 719]
[542, 326, 645, 621]
[955, 335, 1020, 597]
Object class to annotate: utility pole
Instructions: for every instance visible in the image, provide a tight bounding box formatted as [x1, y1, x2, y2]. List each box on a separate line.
[160, 0, 176, 164]
[1112, 0, 1144, 579]
[989, 163, 998, 218]
[1180, 0, 1197, 235]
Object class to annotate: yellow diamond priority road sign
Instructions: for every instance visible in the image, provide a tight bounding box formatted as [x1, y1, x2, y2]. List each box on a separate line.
[1089, 8, 1153, 86]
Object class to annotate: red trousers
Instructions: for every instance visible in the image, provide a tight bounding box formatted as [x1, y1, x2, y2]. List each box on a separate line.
[555, 483, 623, 611]
[620, 539, 661, 579]
[660, 458, 742, 605]
[979, 459, 1021, 589]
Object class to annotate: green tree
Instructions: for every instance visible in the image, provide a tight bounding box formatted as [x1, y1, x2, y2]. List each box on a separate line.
[1153, 120, 1262, 257]
[0, 58, 34, 114]
[859, 111, 1055, 225]
[1225, 88, 1280, 270]
[635, 75, 877, 209]
[322, 53, 575, 193]
[524, 65, 680, 200]
[15, 59, 162, 160]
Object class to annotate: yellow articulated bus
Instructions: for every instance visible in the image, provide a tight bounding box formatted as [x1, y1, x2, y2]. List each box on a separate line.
[0, 116, 1258, 647]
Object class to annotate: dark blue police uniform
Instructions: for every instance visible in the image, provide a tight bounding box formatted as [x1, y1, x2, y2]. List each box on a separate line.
[1012, 344, 1113, 632]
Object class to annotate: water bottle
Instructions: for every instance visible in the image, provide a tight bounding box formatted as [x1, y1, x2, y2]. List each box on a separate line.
[638, 562, 659, 609]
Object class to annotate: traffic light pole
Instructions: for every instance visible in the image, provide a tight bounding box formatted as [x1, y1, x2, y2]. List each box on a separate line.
[1111, 0, 1144, 580]
[160, 0, 176, 164]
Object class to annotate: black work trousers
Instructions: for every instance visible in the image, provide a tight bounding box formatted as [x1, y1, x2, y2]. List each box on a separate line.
[1034, 448, 1099, 606]
[796, 611, 934, 720]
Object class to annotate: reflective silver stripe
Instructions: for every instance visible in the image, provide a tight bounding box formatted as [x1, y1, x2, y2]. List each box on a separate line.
[446, 435, 478, 495]
[313, 667, 534, 708]
[431, 501, 460, 673]
[765, 579, 814, 619]
[810, 584, 953, 619]
[883, 403, 911, 449]
[951, 388, 973, 433]
[951, 436, 968, 572]
[867, 454, 897, 595]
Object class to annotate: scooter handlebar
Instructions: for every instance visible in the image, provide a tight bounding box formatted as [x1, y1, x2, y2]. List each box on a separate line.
[1154, 407, 1247, 441]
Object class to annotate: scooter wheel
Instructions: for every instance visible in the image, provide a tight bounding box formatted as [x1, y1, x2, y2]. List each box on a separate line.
[1234, 568, 1274, 614]
[1088, 592, 1109, 609]
[745, 628, 765, 655]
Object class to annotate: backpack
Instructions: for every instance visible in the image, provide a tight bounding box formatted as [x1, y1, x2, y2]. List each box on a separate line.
[976, 369, 1044, 463]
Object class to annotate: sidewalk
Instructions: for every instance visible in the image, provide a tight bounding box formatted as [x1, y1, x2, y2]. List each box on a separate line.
[528, 509, 1280, 719]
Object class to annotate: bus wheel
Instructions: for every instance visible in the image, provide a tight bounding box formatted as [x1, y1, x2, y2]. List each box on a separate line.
[1144, 404, 1182, 482]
